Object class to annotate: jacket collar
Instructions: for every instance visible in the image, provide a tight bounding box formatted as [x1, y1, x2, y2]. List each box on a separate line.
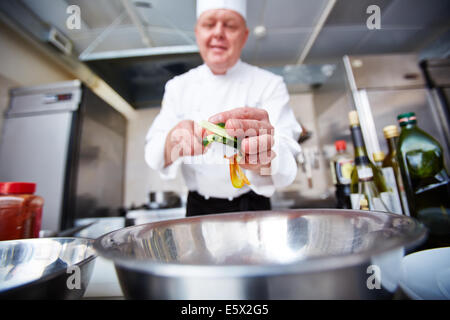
[202, 59, 244, 82]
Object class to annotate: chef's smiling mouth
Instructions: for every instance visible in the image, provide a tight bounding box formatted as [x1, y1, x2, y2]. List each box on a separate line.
[209, 45, 228, 50]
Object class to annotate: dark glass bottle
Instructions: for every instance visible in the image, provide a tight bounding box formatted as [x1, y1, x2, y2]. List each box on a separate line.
[396, 112, 450, 248]
[330, 140, 354, 209]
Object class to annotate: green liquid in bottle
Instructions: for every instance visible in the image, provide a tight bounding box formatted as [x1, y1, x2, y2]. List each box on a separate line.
[397, 112, 450, 248]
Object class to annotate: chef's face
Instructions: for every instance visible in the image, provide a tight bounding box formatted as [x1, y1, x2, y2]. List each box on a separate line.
[195, 9, 249, 75]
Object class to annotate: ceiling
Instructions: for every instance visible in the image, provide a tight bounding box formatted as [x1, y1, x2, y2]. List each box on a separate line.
[4, 0, 450, 108]
[306, 0, 450, 63]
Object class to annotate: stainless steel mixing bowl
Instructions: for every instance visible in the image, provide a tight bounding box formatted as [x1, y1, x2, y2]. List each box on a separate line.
[94, 209, 426, 299]
[0, 237, 96, 299]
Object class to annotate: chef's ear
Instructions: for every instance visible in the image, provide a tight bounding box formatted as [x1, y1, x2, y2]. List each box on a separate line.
[243, 27, 249, 43]
[194, 22, 199, 37]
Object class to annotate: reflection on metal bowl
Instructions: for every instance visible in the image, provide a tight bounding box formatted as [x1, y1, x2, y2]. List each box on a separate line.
[94, 209, 426, 300]
[0, 237, 96, 299]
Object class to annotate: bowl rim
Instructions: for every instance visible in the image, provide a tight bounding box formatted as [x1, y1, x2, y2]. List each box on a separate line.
[0, 237, 97, 294]
[94, 209, 427, 277]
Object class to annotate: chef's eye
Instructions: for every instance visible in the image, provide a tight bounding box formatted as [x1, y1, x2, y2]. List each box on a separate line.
[202, 21, 215, 28]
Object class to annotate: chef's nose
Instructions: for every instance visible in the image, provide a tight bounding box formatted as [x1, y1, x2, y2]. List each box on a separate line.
[212, 22, 225, 38]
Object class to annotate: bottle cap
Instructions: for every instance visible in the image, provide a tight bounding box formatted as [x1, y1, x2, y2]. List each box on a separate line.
[360, 198, 369, 210]
[335, 140, 347, 151]
[397, 112, 417, 127]
[373, 151, 385, 162]
[383, 125, 399, 139]
[0, 182, 36, 195]
[348, 111, 360, 126]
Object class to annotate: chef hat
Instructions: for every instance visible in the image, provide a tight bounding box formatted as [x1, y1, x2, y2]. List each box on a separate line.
[196, 0, 247, 20]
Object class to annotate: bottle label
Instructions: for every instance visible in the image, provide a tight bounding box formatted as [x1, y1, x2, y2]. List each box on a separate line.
[357, 167, 373, 180]
[336, 159, 354, 185]
[381, 167, 404, 215]
[350, 193, 363, 210]
[379, 192, 391, 212]
[350, 193, 388, 212]
[351, 126, 365, 149]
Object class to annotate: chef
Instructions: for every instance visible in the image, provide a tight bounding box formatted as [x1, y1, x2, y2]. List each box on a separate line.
[145, 0, 302, 217]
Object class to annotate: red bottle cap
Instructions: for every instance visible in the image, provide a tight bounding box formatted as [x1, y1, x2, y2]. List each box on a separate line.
[335, 140, 347, 151]
[0, 182, 36, 195]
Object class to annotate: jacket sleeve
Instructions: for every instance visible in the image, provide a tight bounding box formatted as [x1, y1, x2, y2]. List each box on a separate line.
[246, 76, 302, 197]
[144, 80, 184, 180]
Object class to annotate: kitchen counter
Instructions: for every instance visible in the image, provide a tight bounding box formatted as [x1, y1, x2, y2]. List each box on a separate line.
[83, 257, 124, 299]
[271, 191, 337, 209]
[125, 206, 186, 226]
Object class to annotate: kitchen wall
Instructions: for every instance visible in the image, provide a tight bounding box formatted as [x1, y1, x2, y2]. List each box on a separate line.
[124, 108, 187, 208]
[0, 75, 17, 140]
[280, 93, 331, 199]
[124, 92, 331, 208]
[0, 22, 74, 138]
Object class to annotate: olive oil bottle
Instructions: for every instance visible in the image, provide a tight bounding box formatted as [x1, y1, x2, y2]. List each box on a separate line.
[373, 151, 385, 169]
[348, 111, 389, 212]
[382, 125, 409, 216]
[396, 112, 450, 247]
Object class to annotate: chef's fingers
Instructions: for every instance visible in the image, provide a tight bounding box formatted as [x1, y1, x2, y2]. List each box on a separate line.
[192, 122, 210, 155]
[208, 107, 270, 124]
[172, 120, 203, 141]
[170, 122, 204, 157]
[239, 151, 276, 170]
[177, 134, 206, 157]
[225, 119, 274, 137]
[193, 135, 206, 155]
[240, 134, 274, 155]
[192, 121, 207, 139]
[244, 150, 276, 165]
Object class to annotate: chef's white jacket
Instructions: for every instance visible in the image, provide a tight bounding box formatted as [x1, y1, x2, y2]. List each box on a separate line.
[145, 59, 301, 199]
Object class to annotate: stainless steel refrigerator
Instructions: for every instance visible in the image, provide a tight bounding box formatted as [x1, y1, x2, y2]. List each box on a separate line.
[313, 54, 450, 202]
[0, 80, 127, 231]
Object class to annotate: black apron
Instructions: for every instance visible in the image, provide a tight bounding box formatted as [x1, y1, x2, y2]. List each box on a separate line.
[186, 191, 271, 217]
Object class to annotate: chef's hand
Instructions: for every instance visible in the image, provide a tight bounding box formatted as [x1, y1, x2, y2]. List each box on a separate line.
[164, 120, 206, 167]
[209, 107, 276, 174]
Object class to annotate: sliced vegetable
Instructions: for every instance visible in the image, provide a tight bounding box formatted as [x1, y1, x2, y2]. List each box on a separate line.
[230, 162, 245, 188]
[199, 120, 240, 150]
[228, 154, 250, 188]
[200, 120, 250, 188]
[199, 120, 234, 141]
[236, 160, 251, 185]
[202, 134, 217, 146]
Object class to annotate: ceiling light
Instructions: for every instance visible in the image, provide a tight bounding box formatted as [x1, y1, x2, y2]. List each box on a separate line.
[352, 59, 363, 68]
[134, 1, 152, 8]
[253, 25, 267, 39]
